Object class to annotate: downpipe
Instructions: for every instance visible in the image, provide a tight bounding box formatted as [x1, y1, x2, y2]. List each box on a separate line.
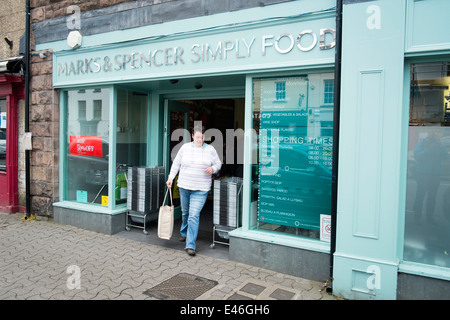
[328, 0, 343, 295]
[24, 0, 31, 219]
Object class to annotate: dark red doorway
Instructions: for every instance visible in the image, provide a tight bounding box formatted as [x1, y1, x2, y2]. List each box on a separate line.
[0, 74, 24, 213]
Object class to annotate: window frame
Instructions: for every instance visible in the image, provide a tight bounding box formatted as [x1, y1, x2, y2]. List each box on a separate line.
[399, 58, 450, 280]
[323, 79, 334, 105]
[233, 69, 335, 254]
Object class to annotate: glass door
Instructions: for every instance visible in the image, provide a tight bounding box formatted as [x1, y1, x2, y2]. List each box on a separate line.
[164, 99, 191, 218]
[116, 89, 148, 206]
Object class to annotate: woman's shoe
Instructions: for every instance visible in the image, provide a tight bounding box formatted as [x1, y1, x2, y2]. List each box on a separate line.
[186, 248, 196, 256]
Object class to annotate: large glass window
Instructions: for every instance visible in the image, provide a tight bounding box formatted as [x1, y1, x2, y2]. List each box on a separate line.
[251, 74, 334, 240]
[404, 63, 450, 268]
[0, 98, 6, 172]
[67, 88, 110, 205]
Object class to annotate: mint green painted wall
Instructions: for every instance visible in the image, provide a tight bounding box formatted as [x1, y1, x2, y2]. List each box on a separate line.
[332, 0, 450, 300]
[108, 87, 117, 209]
[59, 90, 68, 202]
[149, 94, 163, 167]
[332, 0, 406, 300]
[405, 0, 450, 55]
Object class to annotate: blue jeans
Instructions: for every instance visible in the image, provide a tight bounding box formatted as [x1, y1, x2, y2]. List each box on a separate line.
[179, 188, 209, 250]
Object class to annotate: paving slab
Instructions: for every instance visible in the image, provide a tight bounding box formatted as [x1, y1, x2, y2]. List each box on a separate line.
[0, 212, 337, 302]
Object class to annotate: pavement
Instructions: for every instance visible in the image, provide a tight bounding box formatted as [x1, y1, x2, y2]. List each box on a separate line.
[0, 211, 337, 303]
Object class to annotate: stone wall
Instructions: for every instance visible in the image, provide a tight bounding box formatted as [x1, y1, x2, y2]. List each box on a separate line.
[0, 0, 26, 59]
[31, 0, 292, 45]
[29, 50, 59, 216]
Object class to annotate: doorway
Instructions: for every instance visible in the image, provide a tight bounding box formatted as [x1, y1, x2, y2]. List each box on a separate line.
[164, 97, 245, 252]
[0, 77, 24, 213]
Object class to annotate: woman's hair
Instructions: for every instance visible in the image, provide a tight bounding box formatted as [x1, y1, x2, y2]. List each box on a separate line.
[192, 125, 205, 135]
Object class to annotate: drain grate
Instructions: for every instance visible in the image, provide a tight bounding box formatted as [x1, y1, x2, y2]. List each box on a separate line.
[144, 273, 218, 300]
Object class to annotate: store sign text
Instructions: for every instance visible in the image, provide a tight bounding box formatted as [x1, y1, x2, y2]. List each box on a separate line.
[57, 29, 335, 77]
[69, 135, 103, 157]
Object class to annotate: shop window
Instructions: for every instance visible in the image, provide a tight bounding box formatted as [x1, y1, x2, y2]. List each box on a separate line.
[251, 74, 334, 240]
[93, 100, 102, 120]
[78, 101, 86, 120]
[321, 121, 333, 137]
[67, 88, 110, 205]
[404, 62, 450, 268]
[115, 89, 148, 205]
[0, 98, 6, 172]
[275, 81, 286, 101]
[323, 79, 334, 104]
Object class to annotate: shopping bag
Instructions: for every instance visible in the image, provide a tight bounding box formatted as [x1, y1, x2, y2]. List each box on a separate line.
[157, 188, 174, 240]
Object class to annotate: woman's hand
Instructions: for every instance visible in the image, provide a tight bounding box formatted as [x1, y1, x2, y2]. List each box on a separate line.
[166, 179, 173, 187]
[205, 167, 214, 175]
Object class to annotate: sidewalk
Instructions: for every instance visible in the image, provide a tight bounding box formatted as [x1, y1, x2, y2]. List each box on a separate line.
[0, 212, 337, 301]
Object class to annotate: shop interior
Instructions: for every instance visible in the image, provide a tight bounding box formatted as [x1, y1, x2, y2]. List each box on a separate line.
[120, 97, 245, 259]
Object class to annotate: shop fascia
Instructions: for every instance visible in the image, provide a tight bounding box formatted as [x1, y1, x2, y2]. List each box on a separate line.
[56, 28, 336, 77]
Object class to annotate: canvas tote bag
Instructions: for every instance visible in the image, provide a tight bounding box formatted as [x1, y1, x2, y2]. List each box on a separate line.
[157, 187, 174, 240]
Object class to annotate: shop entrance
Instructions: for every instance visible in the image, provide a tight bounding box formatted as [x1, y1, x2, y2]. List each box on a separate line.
[0, 76, 24, 213]
[163, 97, 245, 252]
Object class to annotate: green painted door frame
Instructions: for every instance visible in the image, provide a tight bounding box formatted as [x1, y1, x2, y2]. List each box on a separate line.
[163, 99, 190, 218]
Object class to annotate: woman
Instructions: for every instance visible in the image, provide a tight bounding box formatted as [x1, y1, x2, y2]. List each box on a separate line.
[166, 125, 222, 256]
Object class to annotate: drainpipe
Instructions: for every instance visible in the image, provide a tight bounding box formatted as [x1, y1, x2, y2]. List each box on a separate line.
[328, 0, 342, 294]
[24, 0, 31, 218]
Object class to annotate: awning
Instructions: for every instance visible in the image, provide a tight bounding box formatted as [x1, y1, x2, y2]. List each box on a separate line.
[0, 56, 24, 74]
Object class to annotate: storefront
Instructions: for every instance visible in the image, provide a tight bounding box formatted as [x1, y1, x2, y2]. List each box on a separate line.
[0, 57, 24, 213]
[331, 0, 450, 299]
[33, 0, 450, 299]
[46, 0, 337, 277]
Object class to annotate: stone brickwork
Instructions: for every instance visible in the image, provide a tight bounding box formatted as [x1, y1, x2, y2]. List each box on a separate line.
[31, 0, 134, 23]
[29, 50, 59, 216]
[28, 0, 131, 216]
[0, 0, 26, 59]
[31, 0, 292, 45]
[0, 212, 336, 300]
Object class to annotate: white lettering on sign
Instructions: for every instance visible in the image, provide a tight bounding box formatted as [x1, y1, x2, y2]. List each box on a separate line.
[57, 28, 336, 77]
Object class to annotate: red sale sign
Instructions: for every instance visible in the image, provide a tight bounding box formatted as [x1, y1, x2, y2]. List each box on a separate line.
[69, 136, 103, 157]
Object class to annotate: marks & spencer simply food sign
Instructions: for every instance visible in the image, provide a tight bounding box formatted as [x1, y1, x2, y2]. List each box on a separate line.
[53, 18, 335, 87]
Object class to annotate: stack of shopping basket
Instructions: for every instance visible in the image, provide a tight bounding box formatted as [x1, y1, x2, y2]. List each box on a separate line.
[211, 177, 243, 247]
[126, 166, 165, 233]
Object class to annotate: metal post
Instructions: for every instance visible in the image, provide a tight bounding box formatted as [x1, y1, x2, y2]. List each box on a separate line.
[24, 0, 31, 218]
[328, 0, 343, 292]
